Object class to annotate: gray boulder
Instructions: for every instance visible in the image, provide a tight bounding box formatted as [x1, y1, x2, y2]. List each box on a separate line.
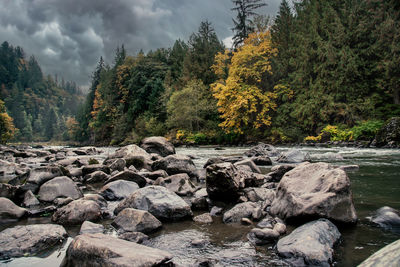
[247, 228, 280, 245]
[114, 185, 192, 221]
[0, 197, 27, 220]
[193, 213, 213, 224]
[79, 221, 104, 235]
[277, 149, 310, 163]
[105, 170, 146, 188]
[372, 117, 400, 148]
[61, 233, 173, 267]
[265, 164, 296, 182]
[152, 154, 198, 179]
[139, 170, 169, 180]
[25, 166, 63, 192]
[82, 164, 110, 177]
[99, 180, 139, 201]
[0, 224, 67, 259]
[245, 143, 280, 157]
[52, 199, 102, 225]
[82, 194, 108, 208]
[358, 238, 400, 267]
[206, 163, 242, 202]
[191, 188, 209, 210]
[222, 202, 260, 223]
[270, 162, 357, 224]
[84, 171, 109, 184]
[140, 136, 176, 157]
[244, 187, 275, 203]
[38, 176, 83, 202]
[112, 208, 162, 234]
[164, 173, 196, 196]
[106, 144, 153, 170]
[22, 190, 40, 207]
[369, 206, 400, 233]
[277, 219, 341, 266]
[234, 159, 261, 174]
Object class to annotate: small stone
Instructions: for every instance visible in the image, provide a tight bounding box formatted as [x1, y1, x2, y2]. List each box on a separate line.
[193, 213, 213, 224]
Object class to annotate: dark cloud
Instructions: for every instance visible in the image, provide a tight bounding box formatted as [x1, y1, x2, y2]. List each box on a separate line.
[0, 0, 282, 87]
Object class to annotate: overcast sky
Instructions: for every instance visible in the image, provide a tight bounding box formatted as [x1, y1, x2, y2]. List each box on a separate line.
[0, 0, 282, 88]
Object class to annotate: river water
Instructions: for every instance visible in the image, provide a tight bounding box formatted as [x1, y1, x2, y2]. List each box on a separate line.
[1, 146, 400, 266]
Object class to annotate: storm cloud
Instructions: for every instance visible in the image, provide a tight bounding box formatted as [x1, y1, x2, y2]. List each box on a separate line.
[0, 0, 281, 87]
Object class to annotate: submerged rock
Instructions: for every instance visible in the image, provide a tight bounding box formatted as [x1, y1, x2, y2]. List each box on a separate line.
[112, 208, 162, 234]
[0, 224, 67, 259]
[358, 238, 400, 267]
[270, 162, 357, 224]
[277, 219, 341, 266]
[140, 136, 175, 157]
[369, 206, 400, 233]
[61, 233, 173, 267]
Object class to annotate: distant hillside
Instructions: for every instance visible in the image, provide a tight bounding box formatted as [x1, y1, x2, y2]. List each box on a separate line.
[0, 41, 84, 141]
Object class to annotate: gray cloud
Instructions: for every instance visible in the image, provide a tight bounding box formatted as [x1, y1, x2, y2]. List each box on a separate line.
[0, 0, 281, 87]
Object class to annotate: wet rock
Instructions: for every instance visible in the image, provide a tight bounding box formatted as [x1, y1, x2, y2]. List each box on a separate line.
[245, 143, 280, 157]
[206, 163, 242, 202]
[265, 164, 295, 183]
[38, 176, 82, 202]
[270, 162, 357, 224]
[257, 215, 276, 229]
[99, 180, 139, 201]
[140, 136, 176, 157]
[210, 206, 223, 216]
[152, 154, 198, 179]
[118, 232, 149, 244]
[82, 194, 107, 208]
[234, 159, 261, 174]
[274, 222, 286, 234]
[54, 197, 73, 207]
[108, 158, 126, 172]
[0, 224, 67, 259]
[244, 187, 275, 203]
[247, 228, 280, 245]
[106, 144, 153, 170]
[82, 165, 110, 177]
[372, 117, 400, 148]
[277, 219, 341, 266]
[139, 170, 169, 180]
[369, 206, 400, 233]
[114, 185, 192, 221]
[105, 170, 146, 188]
[164, 173, 196, 196]
[112, 208, 162, 234]
[223, 202, 260, 223]
[24, 166, 63, 193]
[358, 238, 400, 267]
[0, 197, 27, 220]
[52, 199, 102, 225]
[22, 190, 39, 207]
[193, 213, 213, 224]
[83, 170, 109, 184]
[79, 221, 104, 235]
[277, 149, 310, 163]
[61, 233, 173, 267]
[191, 188, 209, 210]
[251, 156, 272, 166]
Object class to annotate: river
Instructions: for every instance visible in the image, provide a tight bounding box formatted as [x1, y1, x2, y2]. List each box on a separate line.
[1, 145, 400, 266]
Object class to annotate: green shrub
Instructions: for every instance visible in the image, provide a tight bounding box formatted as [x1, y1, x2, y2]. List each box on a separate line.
[351, 120, 384, 140]
[186, 132, 207, 144]
[88, 158, 99, 165]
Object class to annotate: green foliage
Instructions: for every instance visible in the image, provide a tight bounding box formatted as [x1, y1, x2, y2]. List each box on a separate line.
[351, 120, 384, 141]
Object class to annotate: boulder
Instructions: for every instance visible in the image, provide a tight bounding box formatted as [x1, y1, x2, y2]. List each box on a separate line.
[0, 197, 27, 220]
[52, 199, 102, 225]
[22, 190, 40, 207]
[54, 197, 73, 207]
[61, 233, 173, 267]
[108, 158, 126, 172]
[38, 176, 83, 202]
[247, 228, 280, 245]
[82, 165, 110, 177]
[210, 206, 223, 216]
[203, 156, 244, 168]
[105, 170, 146, 188]
[245, 143, 280, 157]
[372, 117, 400, 147]
[265, 164, 295, 183]
[244, 187, 275, 203]
[193, 213, 213, 224]
[84, 171, 109, 184]
[277, 219, 341, 266]
[140, 136, 176, 157]
[25, 166, 63, 192]
[118, 232, 149, 244]
[191, 188, 209, 210]
[0, 224, 67, 259]
[107, 144, 153, 170]
[358, 239, 400, 267]
[277, 149, 310, 163]
[79, 221, 104, 235]
[222, 202, 260, 224]
[164, 173, 196, 196]
[270, 162, 357, 224]
[99, 180, 139, 201]
[114, 185, 192, 221]
[112, 208, 162, 234]
[369, 206, 400, 233]
[234, 159, 261, 174]
[206, 163, 242, 202]
[152, 154, 198, 179]
[82, 194, 108, 208]
[139, 170, 169, 180]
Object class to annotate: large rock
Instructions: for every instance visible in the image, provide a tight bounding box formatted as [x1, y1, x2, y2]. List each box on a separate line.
[265, 164, 295, 183]
[0, 224, 67, 259]
[277, 149, 310, 163]
[191, 188, 209, 210]
[105, 170, 146, 187]
[270, 162, 357, 224]
[152, 154, 198, 179]
[372, 117, 400, 148]
[61, 233, 173, 267]
[112, 208, 162, 234]
[84, 171, 109, 184]
[25, 166, 63, 192]
[82, 165, 110, 177]
[222, 202, 260, 223]
[277, 219, 341, 266]
[206, 163, 242, 202]
[358, 239, 400, 267]
[38, 176, 83, 202]
[247, 228, 280, 245]
[140, 136, 175, 157]
[79, 221, 104, 235]
[114, 185, 192, 221]
[0, 197, 27, 220]
[244, 187, 275, 203]
[245, 143, 280, 157]
[22, 190, 40, 207]
[234, 159, 261, 174]
[164, 173, 196, 196]
[369, 206, 400, 233]
[99, 180, 139, 201]
[107, 144, 153, 170]
[52, 199, 102, 225]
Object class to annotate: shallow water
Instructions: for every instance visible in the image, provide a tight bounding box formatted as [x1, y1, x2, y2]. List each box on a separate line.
[1, 145, 400, 266]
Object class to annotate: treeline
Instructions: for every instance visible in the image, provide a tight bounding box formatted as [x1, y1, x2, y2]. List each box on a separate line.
[75, 0, 400, 145]
[0, 41, 84, 142]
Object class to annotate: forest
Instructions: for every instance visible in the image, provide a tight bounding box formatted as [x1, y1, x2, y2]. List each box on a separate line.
[1, 0, 399, 145]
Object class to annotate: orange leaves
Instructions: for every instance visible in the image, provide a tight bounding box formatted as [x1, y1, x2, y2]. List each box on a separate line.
[91, 87, 103, 121]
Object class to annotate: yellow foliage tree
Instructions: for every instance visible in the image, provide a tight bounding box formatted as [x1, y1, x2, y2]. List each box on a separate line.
[212, 30, 283, 134]
[0, 100, 16, 143]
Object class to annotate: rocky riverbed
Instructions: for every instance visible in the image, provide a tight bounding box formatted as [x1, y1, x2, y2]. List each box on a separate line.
[0, 137, 400, 266]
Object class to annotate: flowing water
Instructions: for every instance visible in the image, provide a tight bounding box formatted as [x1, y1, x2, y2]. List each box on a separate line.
[1, 146, 400, 266]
